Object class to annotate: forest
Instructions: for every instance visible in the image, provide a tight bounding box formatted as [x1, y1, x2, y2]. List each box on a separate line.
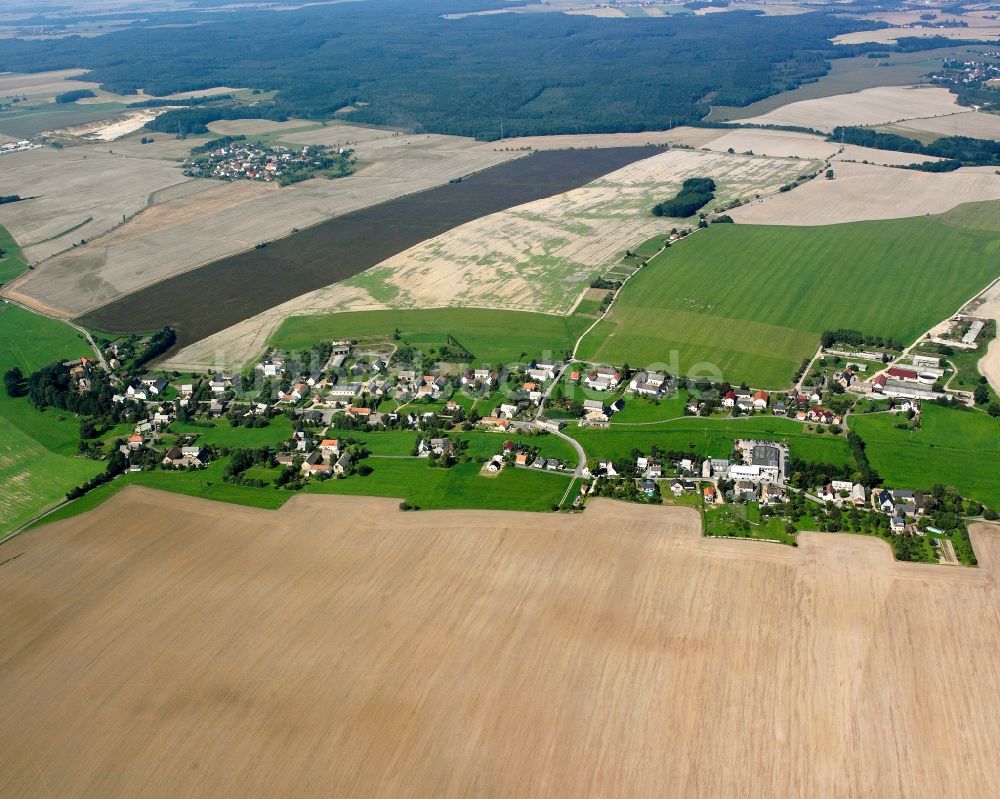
[0, 0, 881, 139]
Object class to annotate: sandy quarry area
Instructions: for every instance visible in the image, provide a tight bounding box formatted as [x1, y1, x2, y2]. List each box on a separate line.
[731, 160, 1000, 225]
[738, 85, 963, 132]
[51, 107, 168, 141]
[164, 148, 817, 370]
[880, 110, 1000, 142]
[3, 487, 1000, 797]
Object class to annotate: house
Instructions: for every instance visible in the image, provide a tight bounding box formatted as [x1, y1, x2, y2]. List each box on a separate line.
[162, 446, 203, 469]
[527, 368, 552, 382]
[772, 402, 787, 416]
[851, 484, 867, 506]
[582, 398, 607, 422]
[480, 416, 510, 431]
[346, 406, 371, 420]
[735, 480, 756, 501]
[534, 416, 564, 434]
[630, 371, 668, 396]
[125, 384, 147, 402]
[319, 438, 340, 456]
[641, 480, 657, 497]
[140, 376, 167, 395]
[585, 367, 621, 391]
[301, 450, 332, 475]
[872, 374, 888, 393]
[703, 485, 717, 504]
[873, 489, 895, 514]
[644, 460, 662, 479]
[127, 433, 144, 450]
[890, 516, 906, 533]
[760, 483, 786, 506]
[429, 437, 452, 457]
[485, 455, 504, 472]
[888, 366, 918, 381]
[818, 484, 836, 503]
[831, 479, 853, 494]
[328, 382, 362, 401]
[515, 453, 529, 467]
[722, 390, 737, 408]
[594, 459, 617, 477]
[545, 458, 560, 471]
[499, 403, 519, 419]
[334, 452, 354, 476]
[752, 390, 769, 410]
[569, 370, 581, 383]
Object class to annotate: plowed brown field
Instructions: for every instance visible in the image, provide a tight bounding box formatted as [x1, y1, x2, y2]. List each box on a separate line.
[2, 488, 1000, 798]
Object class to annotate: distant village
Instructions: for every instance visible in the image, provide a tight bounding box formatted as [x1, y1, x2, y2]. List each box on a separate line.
[183, 137, 353, 185]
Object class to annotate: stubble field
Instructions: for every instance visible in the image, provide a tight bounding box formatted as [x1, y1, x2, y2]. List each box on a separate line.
[4, 487, 1000, 797]
[731, 160, 1000, 226]
[739, 85, 962, 132]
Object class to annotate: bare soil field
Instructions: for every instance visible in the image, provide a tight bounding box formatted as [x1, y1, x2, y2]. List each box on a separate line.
[731, 160, 1000, 225]
[78, 148, 659, 351]
[164, 148, 816, 370]
[205, 118, 319, 135]
[740, 85, 963, 132]
[3, 487, 1000, 798]
[878, 110, 1000, 141]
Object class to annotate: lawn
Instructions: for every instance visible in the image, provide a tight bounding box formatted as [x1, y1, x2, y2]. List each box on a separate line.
[270, 307, 592, 366]
[568, 415, 851, 465]
[0, 303, 105, 535]
[169, 417, 294, 449]
[0, 223, 27, 284]
[851, 404, 1000, 511]
[305, 459, 572, 511]
[578, 216, 1000, 388]
[610, 390, 689, 423]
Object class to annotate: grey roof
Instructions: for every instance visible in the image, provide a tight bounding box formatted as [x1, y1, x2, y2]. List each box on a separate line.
[751, 444, 781, 469]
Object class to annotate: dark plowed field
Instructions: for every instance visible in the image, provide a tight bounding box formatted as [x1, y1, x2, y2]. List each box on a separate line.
[80, 147, 659, 349]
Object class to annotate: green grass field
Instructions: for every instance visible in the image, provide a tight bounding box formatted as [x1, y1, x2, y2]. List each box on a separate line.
[170, 417, 294, 449]
[0, 303, 106, 534]
[568, 416, 851, 466]
[0, 223, 27, 284]
[305, 458, 571, 511]
[578, 216, 1000, 388]
[851, 404, 1000, 511]
[270, 308, 591, 366]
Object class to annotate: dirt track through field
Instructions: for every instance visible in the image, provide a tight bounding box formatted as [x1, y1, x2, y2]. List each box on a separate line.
[3, 487, 1000, 798]
[77, 147, 658, 349]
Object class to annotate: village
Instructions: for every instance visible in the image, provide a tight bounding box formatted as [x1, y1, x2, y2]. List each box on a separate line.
[29, 313, 987, 567]
[182, 137, 353, 184]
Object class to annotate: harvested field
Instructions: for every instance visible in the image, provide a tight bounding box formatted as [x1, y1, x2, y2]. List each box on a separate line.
[832, 144, 945, 166]
[833, 26, 1000, 44]
[6, 132, 523, 317]
[702, 128, 839, 159]
[706, 46, 983, 121]
[4, 487, 1000, 797]
[0, 144, 184, 265]
[504, 127, 720, 150]
[0, 68, 93, 102]
[78, 148, 660, 351]
[206, 118, 318, 135]
[163, 148, 816, 370]
[877, 110, 1000, 142]
[739, 85, 963, 132]
[731, 160, 1000, 225]
[974, 280, 1000, 393]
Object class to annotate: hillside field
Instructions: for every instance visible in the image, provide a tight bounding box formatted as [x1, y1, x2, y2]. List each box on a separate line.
[0, 303, 102, 533]
[578, 216, 1000, 387]
[851, 404, 1000, 511]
